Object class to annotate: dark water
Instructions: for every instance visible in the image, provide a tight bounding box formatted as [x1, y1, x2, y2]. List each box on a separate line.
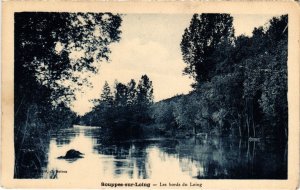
[16, 125, 287, 180]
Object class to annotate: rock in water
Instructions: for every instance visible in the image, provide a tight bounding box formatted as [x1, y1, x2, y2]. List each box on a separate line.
[65, 149, 84, 158]
[58, 149, 84, 159]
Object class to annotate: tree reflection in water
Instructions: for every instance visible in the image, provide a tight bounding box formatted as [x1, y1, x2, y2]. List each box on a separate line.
[90, 130, 287, 179]
[15, 126, 287, 179]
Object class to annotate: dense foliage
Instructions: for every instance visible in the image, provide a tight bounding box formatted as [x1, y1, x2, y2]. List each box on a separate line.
[180, 14, 235, 85]
[14, 12, 122, 178]
[81, 75, 154, 138]
[151, 14, 288, 142]
[14, 13, 288, 178]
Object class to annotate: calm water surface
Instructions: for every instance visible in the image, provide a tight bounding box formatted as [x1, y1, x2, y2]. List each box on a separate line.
[41, 125, 286, 180]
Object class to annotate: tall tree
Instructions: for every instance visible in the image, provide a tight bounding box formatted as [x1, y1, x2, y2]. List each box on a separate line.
[180, 14, 234, 85]
[137, 75, 154, 106]
[258, 15, 288, 140]
[127, 79, 137, 106]
[14, 13, 122, 177]
[15, 12, 122, 109]
[114, 82, 129, 106]
[100, 81, 114, 105]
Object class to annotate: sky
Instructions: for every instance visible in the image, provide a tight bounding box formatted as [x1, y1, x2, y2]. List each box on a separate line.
[71, 14, 276, 115]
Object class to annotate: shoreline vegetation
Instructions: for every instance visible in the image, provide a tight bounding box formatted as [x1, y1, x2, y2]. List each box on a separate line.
[14, 13, 287, 179]
[81, 15, 288, 143]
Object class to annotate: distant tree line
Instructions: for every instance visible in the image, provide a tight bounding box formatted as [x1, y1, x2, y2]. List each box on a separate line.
[150, 14, 288, 143]
[81, 75, 154, 138]
[14, 13, 288, 177]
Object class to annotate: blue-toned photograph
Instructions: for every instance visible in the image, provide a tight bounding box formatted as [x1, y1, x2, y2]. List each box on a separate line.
[14, 13, 288, 180]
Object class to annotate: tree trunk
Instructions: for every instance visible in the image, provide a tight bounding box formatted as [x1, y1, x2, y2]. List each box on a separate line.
[245, 97, 255, 138]
[252, 114, 256, 137]
[246, 115, 250, 138]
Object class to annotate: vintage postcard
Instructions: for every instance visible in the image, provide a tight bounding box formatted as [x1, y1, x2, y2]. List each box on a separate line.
[1, 1, 300, 189]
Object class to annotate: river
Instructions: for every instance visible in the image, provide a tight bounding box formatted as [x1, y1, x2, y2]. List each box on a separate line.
[17, 125, 287, 180]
